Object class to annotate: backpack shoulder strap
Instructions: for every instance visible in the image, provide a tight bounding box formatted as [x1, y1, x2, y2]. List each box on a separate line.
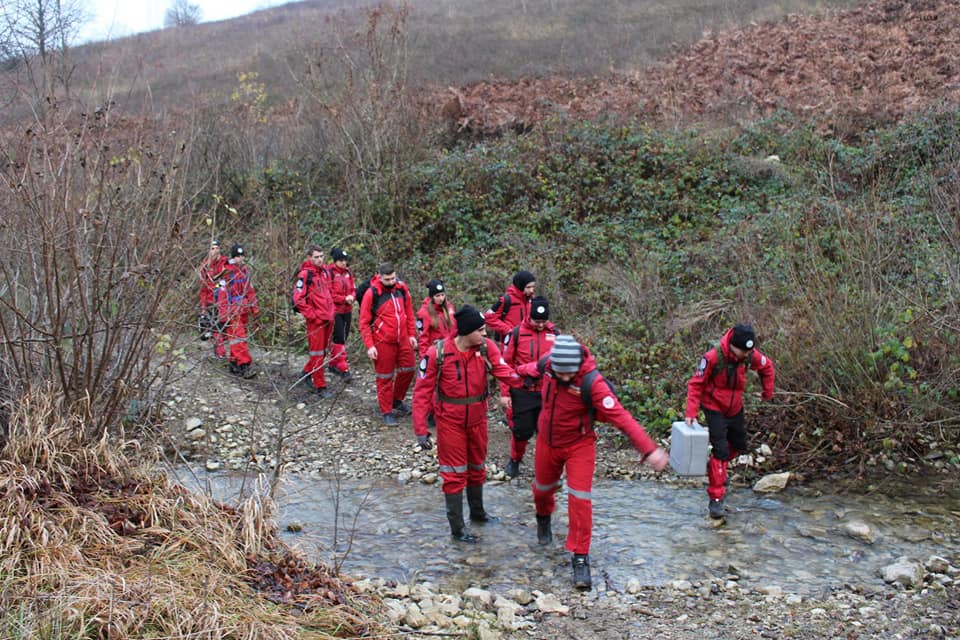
[537, 354, 550, 376]
[500, 293, 512, 319]
[478, 339, 493, 373]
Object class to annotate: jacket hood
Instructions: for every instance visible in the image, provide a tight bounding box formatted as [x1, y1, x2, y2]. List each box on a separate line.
[300, 259, 323, 274]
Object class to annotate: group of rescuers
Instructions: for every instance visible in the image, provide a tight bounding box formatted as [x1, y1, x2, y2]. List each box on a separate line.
[198, 242, 776, 591]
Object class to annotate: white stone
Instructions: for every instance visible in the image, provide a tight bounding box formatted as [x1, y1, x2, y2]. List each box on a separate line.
[403, 603, 428, 629]
[506, 588, 533, 605]
[534, 593, 569, 615]
[184, 417, 203, 430]
[422, 473, 438, 484]
[204, 460, 221, 471]
[625, 578, 642, 594]
[926, 555, 951, 574]
[843, 520, 876, 544]
[463, 587, 493, 607]
[752, 472, 791, 493]
[757, 443, 773, 456]
[882, 557, 924, 588]
[187, 428, 207, 442]
[477, 622, 501, 640]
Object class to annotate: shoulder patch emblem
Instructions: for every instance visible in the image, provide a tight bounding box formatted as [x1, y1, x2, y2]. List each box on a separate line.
[418, 357, 428, 376]
[696, 357, 707, 377]
[295, 279, 304, 290]
[602, 396, 616, 410]
[761, 355, 767, 366]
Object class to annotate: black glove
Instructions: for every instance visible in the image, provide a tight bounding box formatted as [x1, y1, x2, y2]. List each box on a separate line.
[417, 434, 432, 451]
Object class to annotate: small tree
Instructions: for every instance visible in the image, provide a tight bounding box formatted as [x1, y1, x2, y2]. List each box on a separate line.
[164, 0, 201, 28]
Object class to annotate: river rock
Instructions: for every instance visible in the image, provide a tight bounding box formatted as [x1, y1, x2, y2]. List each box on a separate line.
[505, 588, 534, 605]
[534, 593, 569, 615]
[422, 473, 438, 484]
[926, 555, 952, 574]
[477, 621, 501, 640]
[204, 460, 221, 471]
[187, 427, 207, 442]
[882, 557, 924, 588]
[843, 520, 876, 544]
[403, 603, 428, 628]
[185, 417, 203, 430]
[463, 587, 493, 607]
[753, 472, 791, 493]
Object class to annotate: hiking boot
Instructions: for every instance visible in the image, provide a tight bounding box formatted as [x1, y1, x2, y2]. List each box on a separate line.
[536, 514, 552, 546]
[709, 498, 725, 519]
[504, 459, 520, 478]
[339, 370, 353, 383]
[392, 400, 412, 417]
[572, 554, 591, 590]
[229, 362, 242, 376]
[467, 485, 500, 524]
[382, 412, 399, 426]
[445, 492, 478, 543]
[240, 364, 256, 379]
[315, 386, 332, 399]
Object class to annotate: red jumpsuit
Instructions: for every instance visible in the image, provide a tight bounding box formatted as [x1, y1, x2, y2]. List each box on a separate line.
[328, 263, 355, 374]
[501, 319, 558, 464]
[518, 350, 659, 555]
[416, 296, 457, 359]
[218, 260, 259, 367]
[686, 329, 775, 500]
[413, 338, 521, 493]
[359, 276, 417, 415]
[199, 254, 228, 357]
[292, 259, 335, 390]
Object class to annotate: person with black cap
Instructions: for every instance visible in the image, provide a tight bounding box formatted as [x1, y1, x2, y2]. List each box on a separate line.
[500, 296, 559, 478]
[484, 270, 536, 342]
[292, 245, 335, 397]
[197, 238, 228, 358]
[416, 279, 457, 359]
[327, 247, 356, 381]
[518, 335, 668, 590]
[412, 304, 523, 543]
[359, 262, 418, 425]
[685, 324, 775, 519]
[219, 243, 259, 378]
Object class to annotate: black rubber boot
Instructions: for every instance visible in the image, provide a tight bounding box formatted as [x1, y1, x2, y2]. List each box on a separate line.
[572, 554, 592, 590]
[466, 485, 500, 523]
[504, 459, 520, 478]
[445, 492, 478, 543]
[536, 514, 552, 546]
[709, 497, 725, 519]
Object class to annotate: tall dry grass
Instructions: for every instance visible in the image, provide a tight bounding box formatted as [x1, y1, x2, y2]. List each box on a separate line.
[0, 388, 386, 639]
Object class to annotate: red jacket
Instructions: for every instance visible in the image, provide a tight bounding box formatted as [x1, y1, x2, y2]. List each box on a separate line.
[685, 328, 776, 419]
[413, 337, 521, 436]
[198, 254, 227, 308]
[359, 275, 416, 347]
[484, 284, 531, 337]
[518, 349, 658, 454]
[217, 259, 258, 322]
[416, 296, 457, 358]
[328, 263, 355, 314]
[292, 260, 334, 325]
[500, 317, 558, 395]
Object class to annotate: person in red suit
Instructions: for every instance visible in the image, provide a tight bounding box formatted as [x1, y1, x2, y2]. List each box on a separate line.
[327, 247, 356, 381]
[218, 244, 259, 378]
[685, 323, 775, 519]
[359, 262, 418, 425]
[292, 245, 335, 397]
[412, 305, 522, 542]
[518, 335, 668, 590]
[416, 279, 457, 359]
[197, 239, 228, 357]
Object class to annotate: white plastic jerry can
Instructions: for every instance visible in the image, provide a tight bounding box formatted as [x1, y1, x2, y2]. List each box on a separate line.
[669, 420, 709, 476]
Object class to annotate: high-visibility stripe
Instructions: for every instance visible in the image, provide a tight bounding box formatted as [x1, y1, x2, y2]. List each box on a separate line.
[375, 372, 395, 379]
[534, 479, 562, 492]
[568, 487, 592, 501]
[308, 350, 326, 356]
[439, 464, 468, 473]
[229, 338, 246, 345]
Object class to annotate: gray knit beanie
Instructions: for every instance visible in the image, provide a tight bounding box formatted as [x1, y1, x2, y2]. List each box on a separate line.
[550, 335, 582, 373]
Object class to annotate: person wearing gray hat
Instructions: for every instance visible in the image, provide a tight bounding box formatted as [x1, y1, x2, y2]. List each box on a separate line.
[412, 304, 524, 543]
[685, 324, 775, 519]
[198, 238, 228, 357]
[500, 296, 559, 478]
[221, 242, 259, 378]
[518, 335, 668, 590]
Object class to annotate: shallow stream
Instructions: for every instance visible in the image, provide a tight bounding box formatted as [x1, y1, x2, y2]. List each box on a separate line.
[176, 467, 960, 595]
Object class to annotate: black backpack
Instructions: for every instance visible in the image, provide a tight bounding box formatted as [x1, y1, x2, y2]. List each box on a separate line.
[537, 355, 611, 427]
[291, 270, 314, 314]
[354, 276, 373, 311]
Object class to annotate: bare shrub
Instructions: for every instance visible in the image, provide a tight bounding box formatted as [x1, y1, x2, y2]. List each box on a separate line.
[0, 104, 201, 439]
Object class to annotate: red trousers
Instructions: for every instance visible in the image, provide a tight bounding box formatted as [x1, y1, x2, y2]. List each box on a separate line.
[304, 320, 332, 389]
[372, 340, 416, 414]
[226, 316, 252, 365]
[533, 436, 596, 555]
[437, 416, 489, 494]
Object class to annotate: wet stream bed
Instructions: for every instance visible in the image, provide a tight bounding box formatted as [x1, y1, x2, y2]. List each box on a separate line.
[176, 467, 960, 595]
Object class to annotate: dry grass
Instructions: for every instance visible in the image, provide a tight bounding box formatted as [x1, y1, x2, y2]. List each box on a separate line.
[0, 389, 387, 639]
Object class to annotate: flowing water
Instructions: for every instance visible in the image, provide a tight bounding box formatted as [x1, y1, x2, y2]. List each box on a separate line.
[176, 467, 960, 595]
